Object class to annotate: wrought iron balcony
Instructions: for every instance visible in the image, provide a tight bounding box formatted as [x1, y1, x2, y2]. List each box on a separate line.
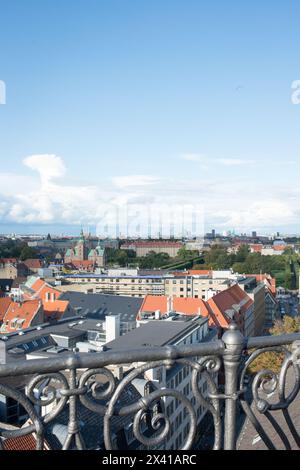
[0, 323, 299, 450]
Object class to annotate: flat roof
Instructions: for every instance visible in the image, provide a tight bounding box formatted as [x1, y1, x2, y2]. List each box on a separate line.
[105, 317, 206, 350]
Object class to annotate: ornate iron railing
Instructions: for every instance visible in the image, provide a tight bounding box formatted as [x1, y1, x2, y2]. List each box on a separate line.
[0, 323, 299, 450]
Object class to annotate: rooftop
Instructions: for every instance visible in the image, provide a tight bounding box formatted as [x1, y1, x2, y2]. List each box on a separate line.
[105, 317, 206, 350]
[59, 292, 143, 322]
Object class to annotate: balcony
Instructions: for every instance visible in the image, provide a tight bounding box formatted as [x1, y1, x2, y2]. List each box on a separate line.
[0, 323, 299, 450]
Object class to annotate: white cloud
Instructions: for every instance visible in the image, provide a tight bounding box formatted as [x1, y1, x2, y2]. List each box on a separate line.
[181, 153, 255, 167]
[216, 158, 254, 166]
[112, 175, 161, 188]
[24, 154, 66, 185]
[181, 153, 206, 162]
[0, 154, 299, 233]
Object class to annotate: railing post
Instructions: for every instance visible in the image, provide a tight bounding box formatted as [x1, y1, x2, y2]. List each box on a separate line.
[222, 323, 244, 450]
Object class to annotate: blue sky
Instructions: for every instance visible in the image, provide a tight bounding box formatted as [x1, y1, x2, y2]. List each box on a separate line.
[0, 0, 300, 235]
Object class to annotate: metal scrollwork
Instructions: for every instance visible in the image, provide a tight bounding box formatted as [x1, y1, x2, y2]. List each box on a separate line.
[27, 372, 69, 424]
[239, 344, 300, 450]
[79, 368, 116, 414]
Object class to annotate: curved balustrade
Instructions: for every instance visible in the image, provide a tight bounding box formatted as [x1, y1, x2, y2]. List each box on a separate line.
[0, 324, 299, 450]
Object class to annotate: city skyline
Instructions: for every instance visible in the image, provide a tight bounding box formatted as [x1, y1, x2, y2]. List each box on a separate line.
[1, 1, 300, 233]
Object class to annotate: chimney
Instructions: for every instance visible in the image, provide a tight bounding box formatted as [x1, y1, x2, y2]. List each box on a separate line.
[105, 315, 120, 342]
[167, 296, 173, 312]
[155, 309, 161, 320]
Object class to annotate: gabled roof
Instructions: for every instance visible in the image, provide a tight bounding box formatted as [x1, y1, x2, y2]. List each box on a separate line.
[139, 295, 209, 317]
[2, 433, 43, 450]
[0, 297, 12, 322]
[245, 274, 276, 295]
[28, 278, 61, 302]
[2, 299, 42, 332]
[207, 284, 253, 328]
[250, 244, 263, 252]
[139, 295, 221, 328]
[88, 246, 105, 257]
[67, 260, 95, 269]
[23, 258, 42, 270]
[0, 423, 50, 450]
[0, 258, 18, 264]
[43, 300, 70, 321]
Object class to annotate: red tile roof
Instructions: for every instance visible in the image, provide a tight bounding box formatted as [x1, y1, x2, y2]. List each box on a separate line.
[173, 297, 209, 315]
[245, 274, 276, 295]
[67, 260, 95, 269]
[250, 244, 263, 252]
[23, 258, 42, 270]
[2, 299, 42, 332]
[139, 295, 221, 327]
[0, 258, 18, 264]
[43, 300, 69, 321]
[0, 297, 12, 322]
[273, 245, 286, 251]
[208, 284, 253, 328]
[139, 295, 168, 315]
[29, 279, 61, 302]
[172, 269, 212, 276]
[3, 433, 38, 450]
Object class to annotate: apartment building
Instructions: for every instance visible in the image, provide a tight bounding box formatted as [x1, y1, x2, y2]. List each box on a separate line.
[59, 274, 166, 297]
[121, 241, 183, 257]
[207, 284, 255, 336]
[0, 299, 44, 333]
[59, 270, 232, 299]
[0, 260, 28, 280]
[105, 316, 218, 450]
[164, 275, 231, 299]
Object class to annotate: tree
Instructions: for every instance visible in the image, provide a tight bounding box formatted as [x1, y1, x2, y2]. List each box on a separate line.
[19, 246, 38, 261]
[284, 271, 292, 290]
[177, 247, 198, 260]
[248, 316, 300, 374]
[235, 244, 250, 262]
